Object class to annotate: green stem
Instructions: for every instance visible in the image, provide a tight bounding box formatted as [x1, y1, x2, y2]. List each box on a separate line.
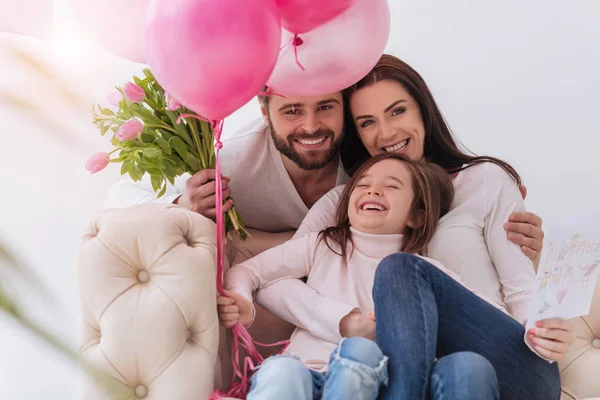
[165, 111, 196, 146]
[228, 209, 240, 232]
[200, 121, 213, 168]
[188, 120, 207, 168]
[144, 96, 158, 110]
[145, 124, 178, 134]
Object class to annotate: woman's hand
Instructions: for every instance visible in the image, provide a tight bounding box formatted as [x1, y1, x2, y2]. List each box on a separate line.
[217, 290, 254, 328]
[528, 318, 575, 362]
[504, 211, 544, 266]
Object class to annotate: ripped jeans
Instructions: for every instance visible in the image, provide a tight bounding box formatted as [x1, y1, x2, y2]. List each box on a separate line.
[247, 337, 388, 400]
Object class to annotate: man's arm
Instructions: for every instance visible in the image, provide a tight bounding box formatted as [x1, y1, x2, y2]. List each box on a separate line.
[103, 174, 187, 209]
[103, 170, 233, 219]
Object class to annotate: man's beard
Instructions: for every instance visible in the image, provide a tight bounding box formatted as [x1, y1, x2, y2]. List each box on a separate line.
[268, 118, 344, 171]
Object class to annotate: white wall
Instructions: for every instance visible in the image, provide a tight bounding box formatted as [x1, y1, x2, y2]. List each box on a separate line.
[0, 0, 598, 398]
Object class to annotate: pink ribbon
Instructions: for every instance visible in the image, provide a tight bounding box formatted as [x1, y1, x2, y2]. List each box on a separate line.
[279, 34, 306, 71]
[292, 34, 306, 71]
[257, 87, 287, 99]
[175, 116, 289, 399]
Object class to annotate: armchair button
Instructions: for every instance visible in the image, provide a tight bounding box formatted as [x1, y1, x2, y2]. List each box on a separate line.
[135, 384, 148, 398]
[137, 270, 150, 283]
[592, 339, 600, 349]
[135, 385, 148, 399]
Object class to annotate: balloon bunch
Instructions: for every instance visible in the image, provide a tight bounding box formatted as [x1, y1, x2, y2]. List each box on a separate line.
[71, 0, 391, 101]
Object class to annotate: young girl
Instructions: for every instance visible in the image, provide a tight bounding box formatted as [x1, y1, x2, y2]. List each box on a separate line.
[218, 153, 499, 400]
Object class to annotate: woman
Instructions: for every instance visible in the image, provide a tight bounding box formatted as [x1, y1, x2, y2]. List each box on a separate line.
[249, 54, 574, 399]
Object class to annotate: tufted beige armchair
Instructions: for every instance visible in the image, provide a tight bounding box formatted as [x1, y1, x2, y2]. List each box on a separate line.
[77, 204, 600, 400]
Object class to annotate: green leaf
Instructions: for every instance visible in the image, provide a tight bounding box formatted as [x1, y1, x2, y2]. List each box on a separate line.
[150, 175, 162, 192]
[158, 130, 174, 143]
[166, 110, 192, 141]
[187, 154, 202, 172]
[161, 152, 181, 166]
[129, 104, 168, 127]
[113, 150, 132, 162]
[133, 76, 143, 86]
[129, 164, 144, 181]
[155, 138, 171, 154]
[163, 163, 175, 185]
[100, 108, 115, 117]
[120, 160, 132, 176]
[138, 156, 157, 169]
[170, 137, 188, 161]
[140, 133, 155, 143]
[143, 148, 161, 158]
[147, 167, 163, 176]
[156, 183, 167, 198]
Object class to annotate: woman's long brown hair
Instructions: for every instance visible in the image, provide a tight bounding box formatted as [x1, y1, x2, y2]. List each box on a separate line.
[340, 54, 522, 185]
[319, 152, 454, 261]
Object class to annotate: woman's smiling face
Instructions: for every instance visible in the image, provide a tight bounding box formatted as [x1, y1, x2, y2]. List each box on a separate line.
[350, 79, 425, 161]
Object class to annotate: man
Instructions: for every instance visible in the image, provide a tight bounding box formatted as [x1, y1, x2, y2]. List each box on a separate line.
[104, 90, 349, 233]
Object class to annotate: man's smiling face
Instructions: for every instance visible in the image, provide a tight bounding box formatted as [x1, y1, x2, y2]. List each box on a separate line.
[262, 92, 345, 170]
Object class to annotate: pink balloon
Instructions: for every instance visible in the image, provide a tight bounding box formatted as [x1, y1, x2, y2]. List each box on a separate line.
[144, 0, 281, 120]
[69, 0, 148, 63]
[275, 0, 357, 34]
[267, 0, 390, 97]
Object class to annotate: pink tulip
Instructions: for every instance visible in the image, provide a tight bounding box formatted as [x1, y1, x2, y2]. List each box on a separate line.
[123, 82, 145, 103]
[86, 152, 110, 174]
[116, 119, 144, 141]
[165, 92, 181, 111]
[107, 91, 122, 107]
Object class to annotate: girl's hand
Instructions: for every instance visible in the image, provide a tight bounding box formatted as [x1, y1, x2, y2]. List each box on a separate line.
[339, 309, 376, 340]
[528, 318, 575, 361]
[217, 290, 254, 328]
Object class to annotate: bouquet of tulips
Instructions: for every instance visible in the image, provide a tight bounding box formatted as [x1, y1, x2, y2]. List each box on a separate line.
[87, 68, 249, 240]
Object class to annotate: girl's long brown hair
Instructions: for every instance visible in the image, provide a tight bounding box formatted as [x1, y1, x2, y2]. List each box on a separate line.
[319, 152, 454, 260]
[340, 54, 522, 185]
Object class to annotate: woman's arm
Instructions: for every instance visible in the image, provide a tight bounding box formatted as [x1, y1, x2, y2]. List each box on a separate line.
[483, 163, 537, 324]
[292, 185, 344, 238]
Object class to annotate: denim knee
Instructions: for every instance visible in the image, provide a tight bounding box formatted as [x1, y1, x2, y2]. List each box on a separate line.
[250, 356, 313, 396]
[375, 253, 423, 282]
[442, 352, 496, 377]
[432, 352, 499, 399]
[256, 355, 311, 380]
[329, 337, 388, 386]
[336, 337, 385, 368]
